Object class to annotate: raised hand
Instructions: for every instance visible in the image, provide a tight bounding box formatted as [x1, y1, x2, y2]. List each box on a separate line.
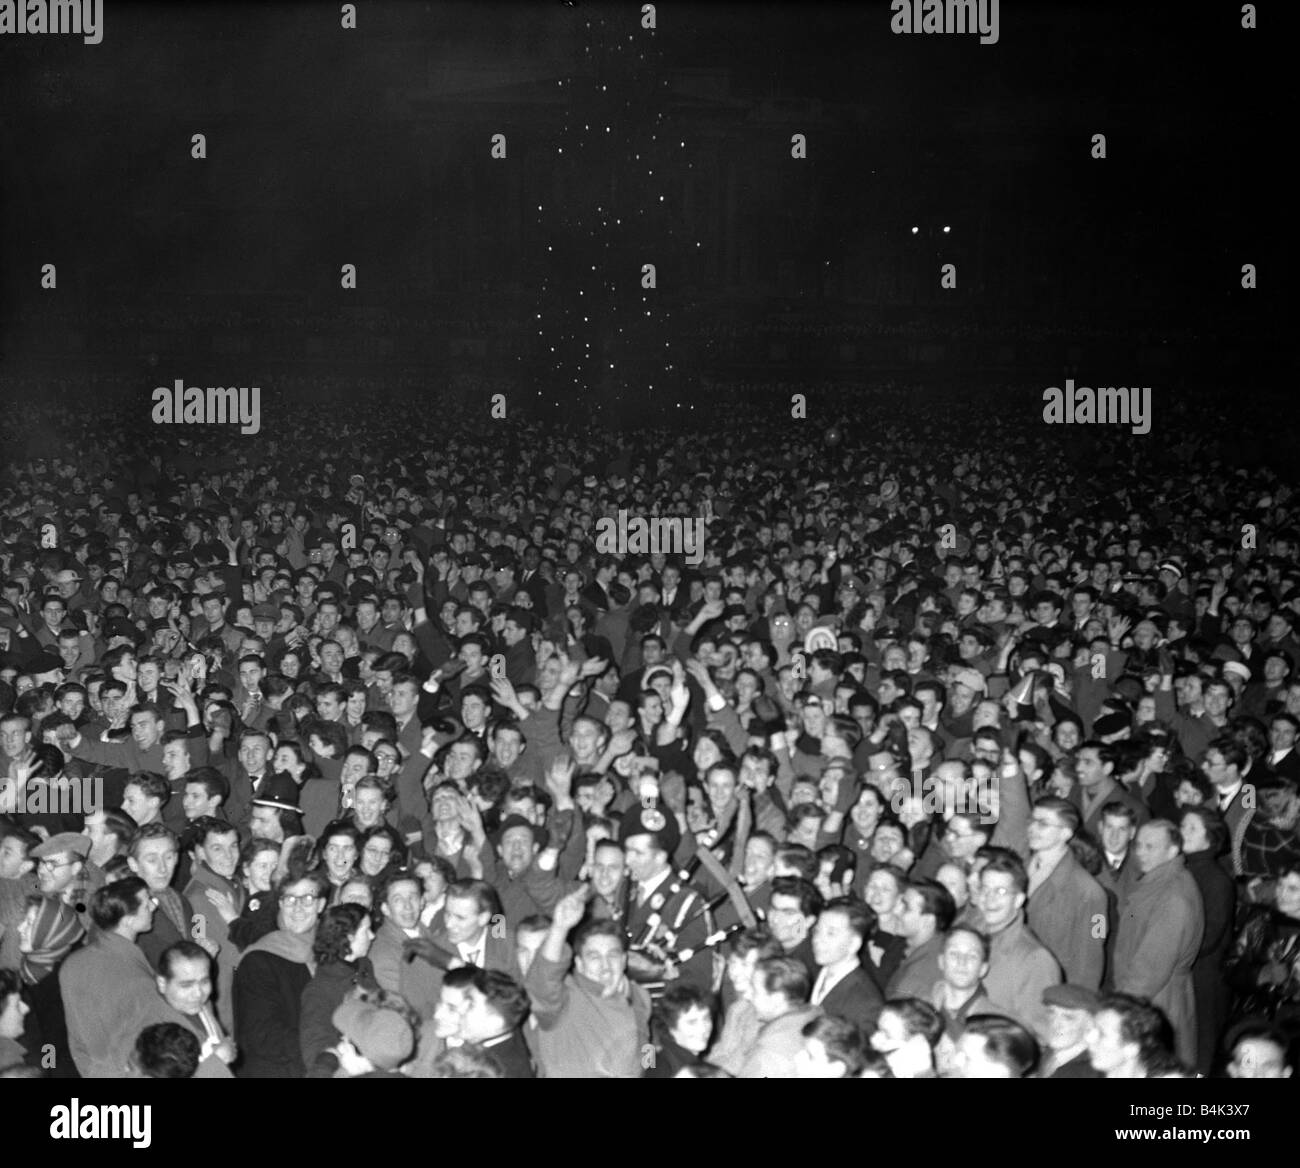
[552, 885, 589, 933]
[545, 752, 577, 803]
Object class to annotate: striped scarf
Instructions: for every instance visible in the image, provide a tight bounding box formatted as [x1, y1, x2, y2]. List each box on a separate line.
[20, 895, 87, 986]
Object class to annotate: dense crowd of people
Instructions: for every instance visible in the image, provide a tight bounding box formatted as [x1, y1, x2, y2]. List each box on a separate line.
[0, 393, 1297, 1080]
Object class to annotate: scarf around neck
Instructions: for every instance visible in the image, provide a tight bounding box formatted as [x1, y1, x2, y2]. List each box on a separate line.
[240, 926, 317, 973]
[20, 895, 87, 986]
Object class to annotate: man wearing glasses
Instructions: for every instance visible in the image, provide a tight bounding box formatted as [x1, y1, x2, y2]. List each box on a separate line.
[31, 831, 93, 926]
[1025, 797, 1108, 989]
[232, 873, 326, 1077]
[975, 849, 1062, 1044]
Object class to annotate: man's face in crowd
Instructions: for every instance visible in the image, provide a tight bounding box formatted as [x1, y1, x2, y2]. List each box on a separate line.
[742, 837, 775, 889]
[41, 598, 67, 630]
[320, 643, 344, 675]
[198, 828, 239, 879]
[159, 954, 212, 1016]
[0, 719, 31, 760]
[1203, 682, 1231, 719]
[492, 727, 524, 769]
[576, 933, 626, 997]
[442, 892, 490, 947]
[383, 878, 423, 932]
[811, 908, 859, 969]
[1074, 747, 1108, 789]
[249, 805, 284, 842]
[1133, 823, 1176, 875]
[240, 735, 271, 775]
[389, 680, 419, 720]
[130, 711, 164, 751]
[125, 830, 177, 890]
[590, 844, 626, 901]
[121, 783, 160, 826]
[36, 850, 82, 895]
[1047, 1004, 1094, 1053]
[445, 741, 480, 781]
[1099, 813, 1136, 857]
[1085, 1009, 1132, 1075]
[460, 643, 486, 674]
[516, 928, 546, 980]
[316, 690, 344, 721]
[767, 892, 813, 949]
[323, 834, 358, 882]
[0, 836, 32, 881]
[498, 826, 538, 878]
[976, 870, 1022, 931]
[161, 739, 191, 779]
[280, 880, 324, 934]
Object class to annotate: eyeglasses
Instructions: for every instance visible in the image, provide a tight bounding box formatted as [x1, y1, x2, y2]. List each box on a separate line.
[281, 894, 319, 908]
[37, 858, 76, 871]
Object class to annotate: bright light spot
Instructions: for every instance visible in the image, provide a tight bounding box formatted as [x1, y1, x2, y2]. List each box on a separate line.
[911, 226, 919, 235]
[943, 225, 951, 233]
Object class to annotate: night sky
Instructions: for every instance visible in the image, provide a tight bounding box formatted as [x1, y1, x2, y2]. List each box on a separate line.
[0, 1, 1288, 419]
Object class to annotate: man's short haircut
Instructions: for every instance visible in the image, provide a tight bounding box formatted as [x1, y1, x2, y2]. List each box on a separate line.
[963, 1014, 1039, 1076]
[1142, 818, 1182, 852]
[902, 877, 957, 932]
[572, 917, 625, 955]
[820, 895, 872, 944]
[1098, 992, 1175, 1067]
[945, 923, 991, 962]
[515, 913, 551, 938]
[190, 815, 238, 848]
[1100, 800, 1139, 828]
[135, 1022, 201, 1078]
[770, 875, 824, 920]
[753, 955, 812, 1005]
[183, 766, 230, 804]
[129, 820, 179, 858]
[655, 983, 711, 1034]
[801, 1014, 867, 1076]
[976, 849, 1028, 898]
[444, 877, 501, 918]
[1032, 795, 1081, 836]
[882, 998, 944, 1048]
[158, 940, 211, 980]
[443, 965, 530, 1030]
[729, 926, 783, 962]
[1207, 734, 1249, 770]
[126, 771, 170, 806]
[774, 843, 819, 883]
[90, 875, 151, 930]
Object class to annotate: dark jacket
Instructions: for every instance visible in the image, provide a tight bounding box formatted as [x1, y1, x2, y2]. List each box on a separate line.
[233, 950, 313, 1078]
[1185, 849, 1236, 1074]
[473, 1028, 537, 1079]
[227, 891, 279, 952]
[300, 957, 378, 1078]
[21, 961, 79, 1078]
[816, 965, 884, 1033]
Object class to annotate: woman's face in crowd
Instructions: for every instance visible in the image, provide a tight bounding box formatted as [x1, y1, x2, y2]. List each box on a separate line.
[865, 870, 901, 919]
[1275, 872, 1300, 920]
[245, 851, 278, 893]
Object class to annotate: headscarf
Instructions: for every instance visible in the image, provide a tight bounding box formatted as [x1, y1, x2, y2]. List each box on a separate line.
[19, 896, 87, 986]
